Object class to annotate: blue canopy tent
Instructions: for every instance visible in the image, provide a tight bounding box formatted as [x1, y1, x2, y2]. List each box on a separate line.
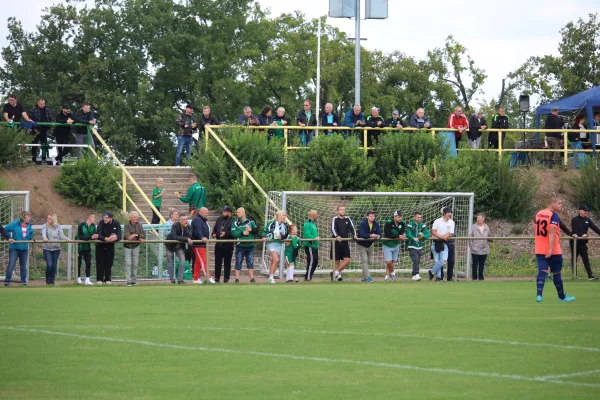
[535, 86, 600, 158]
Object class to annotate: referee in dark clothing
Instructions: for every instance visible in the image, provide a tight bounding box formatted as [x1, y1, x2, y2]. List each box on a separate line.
[571, 205, 600, 280]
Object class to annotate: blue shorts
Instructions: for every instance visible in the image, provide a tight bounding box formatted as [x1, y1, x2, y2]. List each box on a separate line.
[536, 254, 563, 274]
[235, 246, 254, 270]
[383, 245, 400, 262]
[266, 242, 283, 254]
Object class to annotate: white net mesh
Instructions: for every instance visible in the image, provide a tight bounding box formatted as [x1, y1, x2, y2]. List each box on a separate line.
[0, 192, 29, 280]
[264, 191, 474, 277]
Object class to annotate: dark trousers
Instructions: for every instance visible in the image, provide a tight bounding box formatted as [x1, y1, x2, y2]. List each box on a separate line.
[409, 248, 422, 276]
[55, 132, 70, 163]
[454, 135, 462, 149]
[443, 242, 455, 280]
[78, 249, 92, 278]
[151, 206, 161, 225]
[472, 254, 487, 280]
[96, 245, 115, 282]
[43, 249, 60, 284]
[32, 130, 48, 162]
[572, 243, 593, 278]
[304, 247, 319, 280]
[214, 244, 233, 281]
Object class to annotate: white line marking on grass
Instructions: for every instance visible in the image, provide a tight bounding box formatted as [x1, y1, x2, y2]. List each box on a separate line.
[535, 369, 600, 381]
[2, 326, 600, 389]
[13, 324, 600, 354]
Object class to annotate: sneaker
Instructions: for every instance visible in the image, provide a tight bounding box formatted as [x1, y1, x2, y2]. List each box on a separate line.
[85, 278, 93, 286]
[208, 278, 216, 284]
[51, 157, 57, 166]
[391, 274, 396, 281]
[434, 277, 442, 282]
[97, 281, 103, 285]
[411, 275, 417, 281]
[588, 275, 599, 281]
[105, 281, 112, 285]
[77, 277, 83, 285]
[361, 278, 368, 283]
[367, 276, 373, 283]
[235, 279, 240, 283]
[176, 165, 180, 168]
[536, 295, 542, 303]
[21, 283, 27, 287]
[224, 278, 229, 283]
[558, 295, 576, 302]
[337, 275, 343, 282]
[171, 280, 176, 284]
[385, 276, 390, 281]
[127, 282, 132, 287]
[177, 280, 184, 284]
[414, 274, 422, 281]
[194, 279, 203, 284]
[286, 279, 294, 283]
[447, 278, 454, 282]
[269, 277, 276, 284]
[250, 278, 256, 283]
[427, 270, 434, 281]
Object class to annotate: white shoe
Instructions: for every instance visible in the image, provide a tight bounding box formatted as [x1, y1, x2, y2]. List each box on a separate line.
[208, 278, 215, 284]
[194, 279, 203, 284]
[411, 275, 417, 281]
[185, 166, 190, 169]
[269, 277, 276, 284]
[105, 281, 112, 285]
[415, 274, 422, 281]
[385, 276, 390, 281]
[51, 157, 57, 166]
[77, 277, 82, 285]
[391, 274, 396, 281]
[85, 278, 93, 285]
[96, 281, 103, 285]
[176, 165, 180, 168]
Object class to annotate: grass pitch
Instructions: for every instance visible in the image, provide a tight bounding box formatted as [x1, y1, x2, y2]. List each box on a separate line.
[1, 280, 599, 399]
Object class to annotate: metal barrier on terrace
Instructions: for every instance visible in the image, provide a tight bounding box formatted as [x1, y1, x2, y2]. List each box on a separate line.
[206, 125, 599, 167]
[3, 236, 598, 283]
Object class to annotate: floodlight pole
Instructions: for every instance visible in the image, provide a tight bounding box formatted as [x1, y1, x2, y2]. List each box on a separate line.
[354, 0, 361, 105]
[316, 19, 322, 130]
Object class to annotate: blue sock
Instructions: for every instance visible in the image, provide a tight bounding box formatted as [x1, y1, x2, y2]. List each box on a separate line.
[536, 271, 546, 297]
[553, 273, 565, 300]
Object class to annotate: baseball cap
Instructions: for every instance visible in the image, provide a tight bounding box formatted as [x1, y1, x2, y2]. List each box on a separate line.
[579, 204, 590, 212]
[393, 210, 402, 217]
[442, 207, 452, 215]
[223, 205, 233, 212]
[103, 212, 113, 219]
[186, 103, 194, 109]
[392, 110, 399, 115]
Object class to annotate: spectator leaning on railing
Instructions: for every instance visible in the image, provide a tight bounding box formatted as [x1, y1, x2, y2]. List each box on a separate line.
[365, 106, 385, 147]
[386, 110, 405, 131]
[303, 210, 320, 281]
[54, 106, 74, 165]
[191, 207, 215, 285]
[166, 212, 192, 284]
[96, 212, 121, 285]
[489, 106, 509, 149]
[198, 105, 223, 138]
[175, 104, 196, 167]
[382, 210, 407, 281]
[76, 213, 98, 286]
[2, 94, 31, 124]
[447, 106, 469, 148]
[273, 107, 291, 142]
[468, 110, 488, 149]
[409, 108, 432, 129]
[3, 211, 34, 287]
[543, 106, 563, 164]
[212, 205, 235, 283]
[29, 98, 53, 165]
[406, 211, 430, 281]
[124, 211, 146, 287]
[262, 210, 289, 284]
[297, 100, 317, 146]
[356, 211, 380, 283]
[231, 207, 258, 283]
[41, 213, 72, 286]
[320, 103, 340, 135]
[238, 106, 259, 126]
[72, 102, 96, 152]
[343, 104, 366, 138]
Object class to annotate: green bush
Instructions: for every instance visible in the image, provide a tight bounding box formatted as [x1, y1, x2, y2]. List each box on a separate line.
[373, 132, 448, 185]
[291, 135, 376, 191]
[381, 151, 537, 222]
[573, 163, 600, 213]
[54, 156, 121, 210]
[0, 126, 32, 168]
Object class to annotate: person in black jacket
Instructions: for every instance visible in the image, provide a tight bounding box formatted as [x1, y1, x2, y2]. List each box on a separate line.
[29, 98, 53, 164]
[166, 213, 193, 284]
[191, 207, 215, 284]
[571, 205, 600, 280]
[386, 110, 405, 132]
[489, 106, 509, 149]
[95, 212, 121, 284]
[72, 103, 97, 153]
[468, 110, 488, 149]
[297, 100, 318, 146]
[198, 106, 223, 138]
[365, 107, 385, 148]
[544, 106, 563, 163]
[331, 205, 358, 281]
[321, 103, 340, 135]
[54, 106, 74, 165]
[212, 206, 235, 283]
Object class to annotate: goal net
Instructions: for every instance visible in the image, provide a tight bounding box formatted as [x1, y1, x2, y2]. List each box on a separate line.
[0, 191, 30, 281]
[263, 191, 474, 278]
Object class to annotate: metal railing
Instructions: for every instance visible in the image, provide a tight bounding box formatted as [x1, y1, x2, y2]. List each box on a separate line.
[5, 121, 96, 157]
[208, 125, 599, 165]
[5, 235, 597, 283]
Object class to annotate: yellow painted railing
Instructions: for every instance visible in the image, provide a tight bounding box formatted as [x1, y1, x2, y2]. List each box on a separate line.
[211, 125, 598, 166]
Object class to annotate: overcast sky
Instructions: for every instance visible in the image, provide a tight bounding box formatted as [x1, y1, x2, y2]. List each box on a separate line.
[1, 0, 599, 105]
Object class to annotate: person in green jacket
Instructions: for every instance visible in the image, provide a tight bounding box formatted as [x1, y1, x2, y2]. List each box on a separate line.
[76, 213, 98, 285]
[382, 210, 407, 281]
[262, 210, 288, 284]
[231, 207, 258, 283]
[406, 211, 431, 281]
[303, 210, 320, 281]
[175, 174, 206, 212]
[284, 224, 301, 283]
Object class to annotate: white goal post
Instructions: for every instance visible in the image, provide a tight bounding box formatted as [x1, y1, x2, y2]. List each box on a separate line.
[264, 191, 475, 279]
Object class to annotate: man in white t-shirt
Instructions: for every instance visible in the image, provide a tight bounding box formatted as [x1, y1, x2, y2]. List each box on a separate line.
[428, 207, 455, 281]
